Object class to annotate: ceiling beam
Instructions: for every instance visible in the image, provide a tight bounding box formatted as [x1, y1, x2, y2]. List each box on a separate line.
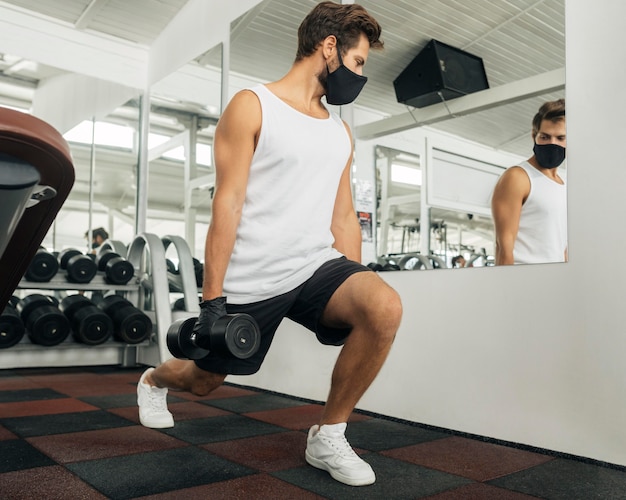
[75, 0, 110, 30]
[355, 68, 565, 141]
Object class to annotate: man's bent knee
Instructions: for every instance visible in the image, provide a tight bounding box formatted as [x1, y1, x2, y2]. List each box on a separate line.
[189, 368, 226, 396]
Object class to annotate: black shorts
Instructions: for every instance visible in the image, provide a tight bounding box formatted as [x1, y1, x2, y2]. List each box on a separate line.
[194, 256, 372, 375]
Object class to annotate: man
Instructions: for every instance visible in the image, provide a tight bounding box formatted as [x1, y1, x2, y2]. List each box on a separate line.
[491, 99, 567, 265]
[137, 2, 401, 487]
[85, 227, 109, 253]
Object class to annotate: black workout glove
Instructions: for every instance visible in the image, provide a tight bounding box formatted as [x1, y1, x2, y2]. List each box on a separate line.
[191, 296, 227, 350]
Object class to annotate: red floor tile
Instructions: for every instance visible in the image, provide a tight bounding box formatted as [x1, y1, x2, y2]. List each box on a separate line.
[0, 398, 99, 418]
[0, 465, 108, 499]
[0, 377, 40, 391]
[245, 403, 370, 430]
[109, 401, 232, 424]
[201, 431, 308, 472]
[134, 472, 326, 500]
[27, 425, 188, 463]
[0, 424, 17, 441]
[382, 436, 554, 482]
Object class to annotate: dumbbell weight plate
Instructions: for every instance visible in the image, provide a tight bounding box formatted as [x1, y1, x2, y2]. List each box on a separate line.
[72, 306, 113, 345]
[60, 294, 92, 318]
[166, 317, 209, 360]
[58, 248, 82, 269]
[26, 306, 71, 346]
[16, 294, 57, 321]
[210, 314, 261, 360]
[66, 254, 97, 283]
[111, 306, 152, 344]
[25, 250, 59, 282]
[104, 257, 134, 285]
[0, 305, 25, 348]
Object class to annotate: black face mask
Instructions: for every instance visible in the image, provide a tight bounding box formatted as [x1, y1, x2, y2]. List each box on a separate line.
[533, 143, 566, 169]
[325, 51, 367, 106]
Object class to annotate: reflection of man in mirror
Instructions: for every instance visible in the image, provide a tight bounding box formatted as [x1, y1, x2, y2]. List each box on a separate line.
[451, 255, 467, 268]
[491, 99, 567, 265]
[85, 227, 109, 254]
[136, 2, 401, 488]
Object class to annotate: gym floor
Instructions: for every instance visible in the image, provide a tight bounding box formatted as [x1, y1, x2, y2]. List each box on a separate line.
[0, 366, 625, 499]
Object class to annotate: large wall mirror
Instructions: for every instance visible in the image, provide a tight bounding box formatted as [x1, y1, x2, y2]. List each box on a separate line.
[0, 0, 564, 269]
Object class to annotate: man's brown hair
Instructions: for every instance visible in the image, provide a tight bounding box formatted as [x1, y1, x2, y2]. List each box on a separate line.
[296, 1, 383, 61]
[532, 98, 565, 137]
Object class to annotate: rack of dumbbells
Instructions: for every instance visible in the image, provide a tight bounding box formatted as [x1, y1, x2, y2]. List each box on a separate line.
[0, 236, 165, 369]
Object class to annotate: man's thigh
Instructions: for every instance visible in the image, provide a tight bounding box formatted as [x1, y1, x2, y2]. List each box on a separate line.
[320, 270, 397, 329]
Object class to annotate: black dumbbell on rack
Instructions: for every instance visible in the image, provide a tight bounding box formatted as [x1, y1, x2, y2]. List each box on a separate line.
[60, 295, 114, 345]
[95, 250, 135, 285]
[24, 248, 59, 282]
[95, 295, 152, 344]
[0, 296, 26, 348]
[58, 248, 98, 284]
[16, 294, 71, 346]
[167, 312, 260, 360]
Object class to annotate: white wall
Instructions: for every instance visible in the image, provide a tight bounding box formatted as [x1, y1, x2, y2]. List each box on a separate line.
[230, 1, 626, 467]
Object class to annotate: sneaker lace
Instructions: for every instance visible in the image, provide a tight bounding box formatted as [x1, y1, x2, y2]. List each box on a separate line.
[323, 433, 360, 460]
[145, 387, 167, 413]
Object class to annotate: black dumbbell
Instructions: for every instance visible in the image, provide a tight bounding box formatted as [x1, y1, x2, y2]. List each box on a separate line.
[96, 250, 134, 285]
[60, 295, 113, 345]
[192, 258, 203, 288]
[24, 248, 59, 282]
[0, 302, 26, 348]
[16, 294, 71, 346]
[96, 295, 152, 344]
[166, 313, 260, 360]
[58, 248, 97, 284]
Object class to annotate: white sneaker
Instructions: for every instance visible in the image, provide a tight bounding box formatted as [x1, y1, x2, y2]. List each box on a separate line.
[137, 368, 174, 428]
[305, 423, 375, 486]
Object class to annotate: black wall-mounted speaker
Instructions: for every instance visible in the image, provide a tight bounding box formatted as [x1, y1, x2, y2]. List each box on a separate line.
[393, 39, 489, 108]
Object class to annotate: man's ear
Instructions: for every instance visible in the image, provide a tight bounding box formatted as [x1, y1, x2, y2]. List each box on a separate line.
[321, 35, 337, 59]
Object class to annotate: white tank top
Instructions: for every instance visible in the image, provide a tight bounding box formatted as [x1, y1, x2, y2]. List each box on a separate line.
[223, 85, 351, 303]
[513, 161, 567, 264]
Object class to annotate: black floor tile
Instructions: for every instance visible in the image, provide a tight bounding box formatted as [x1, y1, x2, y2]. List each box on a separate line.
[1, 410, 135, 437]
[345, 417, 449, 452]
[202, 393, 307, 413]
[161, 414, 286, 445]
[489, 458, 626, 500]
[273, 453, 472, 499]
[66, 446, 255, 500]
[0, 388, 66, 403]
[78, 393, 186, 409]
[0, 439, 56, 473]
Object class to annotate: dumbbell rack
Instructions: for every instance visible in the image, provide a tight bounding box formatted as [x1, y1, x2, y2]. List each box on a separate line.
[0, 232, 199, 370]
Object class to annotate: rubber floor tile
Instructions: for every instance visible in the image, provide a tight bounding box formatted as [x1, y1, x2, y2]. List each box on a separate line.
[0, 439, 55, 473]
[132, 472, 326, 500]
[66, 446, 255, 500]
[0, 398, 98, 418]
[243, 403, 368, 430]
[0, 424, 16, 440]
[0, 388, 66, 403]
[0, 465, 107, 500]
[161, 413, 285, 445]
[424, 482, 542, 499]
[202, 393, 307, 413]
[1, 409, 135, 437]
[201, 430, 308, 472]
[382, 436, 554, 481]
[27, 425, 187, 463]
[489, 458, 626, 500]
[273, 453, 472, 500]
[345, 418, 450, 452]
[78, 392, 186, 410]
[109, 400, 232, 425]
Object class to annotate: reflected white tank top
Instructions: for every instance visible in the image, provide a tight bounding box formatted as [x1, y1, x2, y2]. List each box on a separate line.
[223, 85, 351, 303]
[514, 161, 567, 264]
